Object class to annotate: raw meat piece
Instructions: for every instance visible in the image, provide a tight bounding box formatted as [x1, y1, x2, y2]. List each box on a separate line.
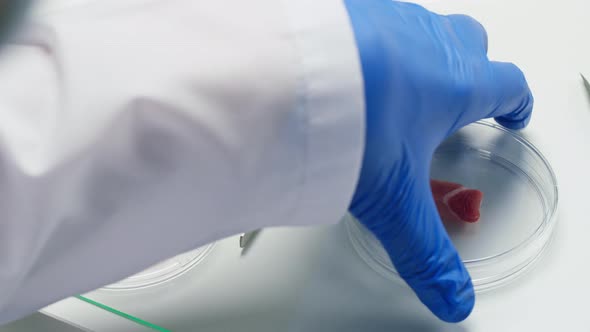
[431, 179, 483, 223]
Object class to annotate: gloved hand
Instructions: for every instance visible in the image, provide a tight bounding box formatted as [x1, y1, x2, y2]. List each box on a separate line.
[344, 0, 533, 322]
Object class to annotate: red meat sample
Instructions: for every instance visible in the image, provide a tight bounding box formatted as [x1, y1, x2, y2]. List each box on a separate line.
[431, 179, 483, 223]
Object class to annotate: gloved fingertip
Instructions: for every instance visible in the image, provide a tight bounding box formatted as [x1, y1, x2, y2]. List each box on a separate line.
[416, 263, 475, 323]
[435, 278, 475, 323]
[494, 90, 533, 130]
[397, 227, 476, 322]
[494, 113, 531, 130]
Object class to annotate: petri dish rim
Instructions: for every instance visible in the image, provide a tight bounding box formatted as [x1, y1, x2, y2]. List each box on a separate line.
[457, 121, 558, 265]
[345, 120, 559, 291]
[101, 243, 216, 291]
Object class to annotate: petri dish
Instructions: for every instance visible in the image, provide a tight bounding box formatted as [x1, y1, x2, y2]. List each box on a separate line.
[345, 120, 558, 293]
[103, 243, 215, 291]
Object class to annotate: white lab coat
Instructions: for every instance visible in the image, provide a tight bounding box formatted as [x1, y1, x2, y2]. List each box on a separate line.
[0, 0, 364, 323]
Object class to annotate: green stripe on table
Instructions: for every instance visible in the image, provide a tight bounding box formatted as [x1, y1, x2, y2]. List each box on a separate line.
[75, 295, 170, 332]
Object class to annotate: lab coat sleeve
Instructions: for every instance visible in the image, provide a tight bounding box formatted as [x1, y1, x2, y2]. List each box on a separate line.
[0, 0, 364, 323]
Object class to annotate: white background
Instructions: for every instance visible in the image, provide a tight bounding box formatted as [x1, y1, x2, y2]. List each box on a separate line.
[5, 0, 590, 330]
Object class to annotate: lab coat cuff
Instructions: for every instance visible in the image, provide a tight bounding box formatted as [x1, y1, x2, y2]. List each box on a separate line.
[282, 0, 365, 226]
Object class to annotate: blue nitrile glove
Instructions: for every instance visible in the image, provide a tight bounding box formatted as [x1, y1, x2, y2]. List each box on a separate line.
[344, 0, 533, 323]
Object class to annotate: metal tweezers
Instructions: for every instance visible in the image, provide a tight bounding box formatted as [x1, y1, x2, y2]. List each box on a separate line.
[239, 229, 260, 249]
[581, 73, 590, 96]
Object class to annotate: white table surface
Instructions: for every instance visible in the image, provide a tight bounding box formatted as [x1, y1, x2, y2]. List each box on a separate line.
[9, 0, 590, 330]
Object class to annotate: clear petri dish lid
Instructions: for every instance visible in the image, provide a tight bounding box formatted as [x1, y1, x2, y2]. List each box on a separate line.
[103, 243, 215, 291]
[346, 120, 558, 293]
